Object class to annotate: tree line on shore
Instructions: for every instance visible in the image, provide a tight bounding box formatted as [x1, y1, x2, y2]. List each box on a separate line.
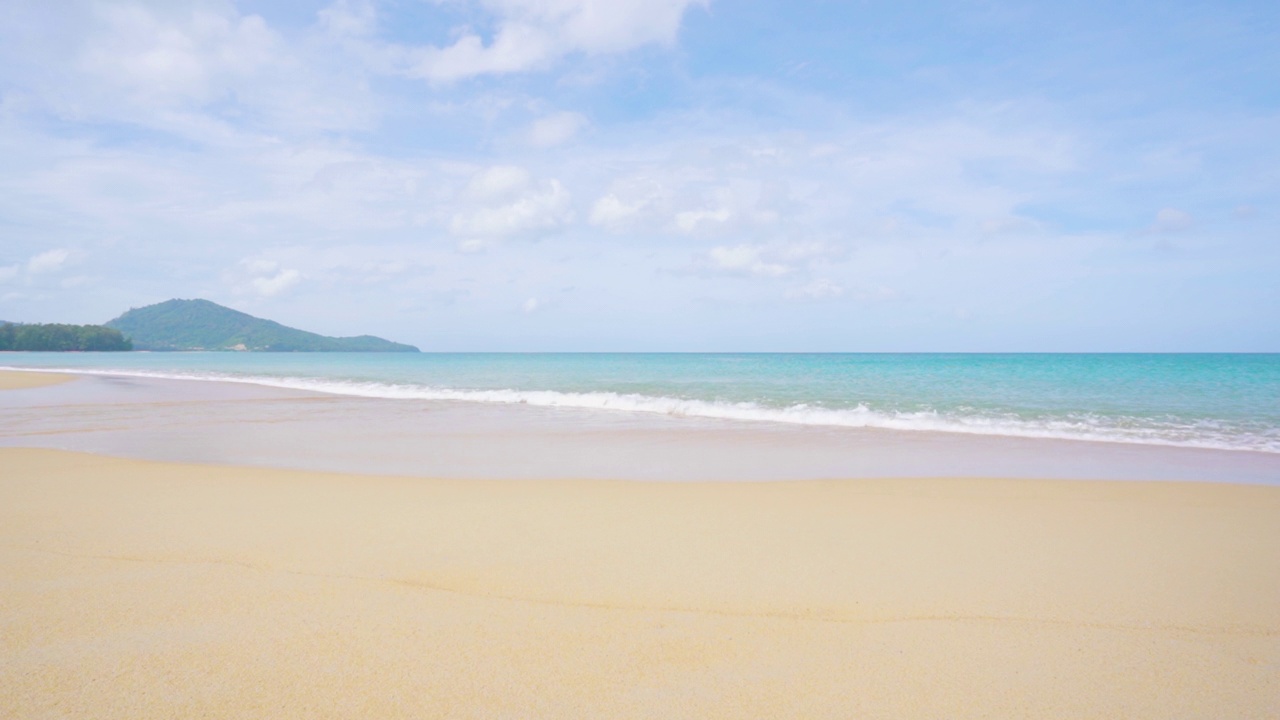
[0, 322, 132, 351]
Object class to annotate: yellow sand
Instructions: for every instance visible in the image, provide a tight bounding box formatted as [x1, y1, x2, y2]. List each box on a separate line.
[1, 447, 1278, 718]
[0, 369, 74, 389]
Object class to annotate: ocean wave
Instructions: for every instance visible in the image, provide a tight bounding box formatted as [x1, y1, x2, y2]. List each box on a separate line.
[6, 365, 1279, 454]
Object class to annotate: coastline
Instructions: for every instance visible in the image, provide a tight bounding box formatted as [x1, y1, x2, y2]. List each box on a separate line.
[4, 352, 1278, 456]
[3, 368, 1278, 483]
[2, 368, 1279, 717]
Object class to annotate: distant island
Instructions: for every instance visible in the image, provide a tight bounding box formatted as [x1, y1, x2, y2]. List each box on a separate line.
[0, 322, 132, 351]
[105, 299, 419, 352]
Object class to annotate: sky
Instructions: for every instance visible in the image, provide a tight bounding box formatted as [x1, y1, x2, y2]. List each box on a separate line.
[0, 0, 1277, 351]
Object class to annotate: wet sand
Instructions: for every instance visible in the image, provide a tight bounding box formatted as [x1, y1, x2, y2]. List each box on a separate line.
[0, 368, 73, 390]
[6, 370, 1278, 484]
[2, 445, 1278, 718]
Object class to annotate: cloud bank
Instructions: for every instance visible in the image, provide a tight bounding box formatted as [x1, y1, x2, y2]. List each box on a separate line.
[0, 0, 1276, 350]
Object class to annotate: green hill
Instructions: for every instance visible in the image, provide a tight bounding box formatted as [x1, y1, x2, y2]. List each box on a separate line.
[105, 299, 419, 352]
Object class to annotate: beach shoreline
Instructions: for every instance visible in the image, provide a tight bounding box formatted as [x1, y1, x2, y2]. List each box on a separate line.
[4, 368, 1279, 484]
[2, 368, 1279, 717]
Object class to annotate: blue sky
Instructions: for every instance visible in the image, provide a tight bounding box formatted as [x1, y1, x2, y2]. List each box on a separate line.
[0, 0, 1276, 350]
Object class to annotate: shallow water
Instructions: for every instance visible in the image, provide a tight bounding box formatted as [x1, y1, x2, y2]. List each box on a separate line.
[3, 372, 1278, 483]
[5, 352, 1280, 455]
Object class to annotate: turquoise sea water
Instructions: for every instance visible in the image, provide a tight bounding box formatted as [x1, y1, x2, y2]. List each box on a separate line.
[4, 353, 1278, 454]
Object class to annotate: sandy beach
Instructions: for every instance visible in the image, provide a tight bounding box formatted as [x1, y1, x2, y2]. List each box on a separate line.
[2, 370, 1279, 718]
[6, 0, 1279, 714]
[0, 369, 73, 390]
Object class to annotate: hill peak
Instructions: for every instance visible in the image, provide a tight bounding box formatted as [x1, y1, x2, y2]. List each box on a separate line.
[106, 299, 419, 352]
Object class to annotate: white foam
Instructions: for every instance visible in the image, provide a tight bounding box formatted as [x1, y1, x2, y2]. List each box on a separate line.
[6, 365, 1278, 454]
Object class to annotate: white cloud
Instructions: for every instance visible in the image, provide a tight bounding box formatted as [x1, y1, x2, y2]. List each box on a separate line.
[5, 0, 1269, 351]
[250, 268, 302, 297]
[707, 244, 791, 277]
[980, 216, 1040, 235]
[237, 257, 302, 297]
[675, 207, 733, 234]
[667, 180, 786, 237]
[777, 240, 845, 262]
[242, 258, 281, 276]
[79, 3, 279, 108]
[590, 193, 642, 227]
[411, 24, 557, 83]
[407, 0, 706, 82]
[0, 249, 78, 287]
[522, 296, 540, 313]
[700, 239, 846, 282]
[1, 1, 378, 142]
[318, 0, 378, 38]
[1151, 207, 1194, 233]
[588, 177, 669, 231]
[501, 0, 703, 53]
[528, 111, 587, 147]
[786, 278, 844, 300]
[27, 248, 71, 274]
[467, 165, 532, 200]
[858, 285, 901, 302]
[451, 172, 572, 237]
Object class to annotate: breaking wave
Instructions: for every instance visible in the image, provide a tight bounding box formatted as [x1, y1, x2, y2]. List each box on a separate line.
[8, 365, 1279, 454]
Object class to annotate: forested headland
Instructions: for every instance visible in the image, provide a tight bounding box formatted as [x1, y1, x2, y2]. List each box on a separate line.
[106, 299, 419, 352]
[1, 298, 417, 352]
[0, 322, 133, 351]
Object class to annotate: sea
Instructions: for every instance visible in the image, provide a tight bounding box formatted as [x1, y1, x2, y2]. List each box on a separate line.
[4, 352, 1279, 482]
